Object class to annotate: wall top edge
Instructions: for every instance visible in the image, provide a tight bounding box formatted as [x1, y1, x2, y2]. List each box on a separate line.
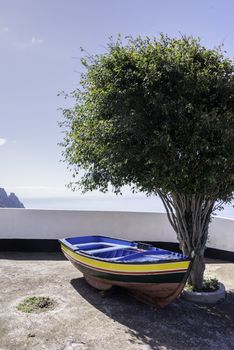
[0, 208, 166, 214]
[0, 208, 233, 221]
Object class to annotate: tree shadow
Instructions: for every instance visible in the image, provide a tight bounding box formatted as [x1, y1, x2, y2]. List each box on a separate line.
[70, 278, 234, 350]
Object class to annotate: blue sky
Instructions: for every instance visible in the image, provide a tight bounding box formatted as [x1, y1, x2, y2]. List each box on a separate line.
[1, 0, 234, 198]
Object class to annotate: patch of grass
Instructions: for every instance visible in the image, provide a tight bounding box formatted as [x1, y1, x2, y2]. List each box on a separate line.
[17, 296, 56, 313]
[186, 277, 219, 293]
[203, 277, 219, 292]
[185, 284, 195, 292]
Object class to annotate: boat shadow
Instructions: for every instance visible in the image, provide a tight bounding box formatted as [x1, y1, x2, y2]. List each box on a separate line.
[70, 277, 234, 349]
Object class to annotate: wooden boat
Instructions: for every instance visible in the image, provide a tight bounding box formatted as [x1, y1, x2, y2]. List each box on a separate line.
[60, 235, 192, 308]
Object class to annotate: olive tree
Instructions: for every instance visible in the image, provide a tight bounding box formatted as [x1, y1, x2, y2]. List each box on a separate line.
[60, 35, 234, 289]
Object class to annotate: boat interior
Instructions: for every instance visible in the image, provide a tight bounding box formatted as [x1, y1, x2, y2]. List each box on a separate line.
[61, 236, 188, 263]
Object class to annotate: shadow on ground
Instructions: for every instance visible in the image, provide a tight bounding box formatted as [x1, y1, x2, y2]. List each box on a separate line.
[71, 277, 234, 350]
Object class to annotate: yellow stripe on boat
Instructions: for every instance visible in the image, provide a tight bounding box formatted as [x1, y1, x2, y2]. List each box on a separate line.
[62, 245, 190, 273]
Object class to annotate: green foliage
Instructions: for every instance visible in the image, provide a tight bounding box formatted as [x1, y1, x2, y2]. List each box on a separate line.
[17, 296, 56, 313]
[60, 34, 234, 201]
[186, 277, 219, 292]
[203, 277, 219, 291]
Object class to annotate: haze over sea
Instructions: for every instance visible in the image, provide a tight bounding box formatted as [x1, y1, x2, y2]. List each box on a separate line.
[23, 195, 234, 219]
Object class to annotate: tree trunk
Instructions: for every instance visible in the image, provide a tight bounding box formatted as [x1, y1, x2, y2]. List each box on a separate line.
[157, 191, 215, 290]
[187, 252, 205, 290]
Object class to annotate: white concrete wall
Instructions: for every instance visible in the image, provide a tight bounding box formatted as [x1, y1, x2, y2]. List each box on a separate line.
[0, 208, 233, 252]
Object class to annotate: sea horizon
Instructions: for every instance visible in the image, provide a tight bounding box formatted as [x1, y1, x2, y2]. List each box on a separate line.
[22, 195, 234, 219]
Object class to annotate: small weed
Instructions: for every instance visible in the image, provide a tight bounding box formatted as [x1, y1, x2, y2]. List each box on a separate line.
[185, 284, 195, 292]
[186, 277, 219, 292]
[203, 277, 219, 291]
[17, 296, 56, 313]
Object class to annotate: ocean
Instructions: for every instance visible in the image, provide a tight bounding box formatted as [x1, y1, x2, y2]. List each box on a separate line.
[22, 195, 234, 219]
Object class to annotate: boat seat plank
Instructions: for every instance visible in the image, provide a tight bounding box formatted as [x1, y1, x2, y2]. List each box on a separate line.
[74, 242, 114, 247]
[84, 245, 133, 254]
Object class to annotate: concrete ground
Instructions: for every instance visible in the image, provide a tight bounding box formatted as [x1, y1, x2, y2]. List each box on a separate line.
[0, 253, 233, 350]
